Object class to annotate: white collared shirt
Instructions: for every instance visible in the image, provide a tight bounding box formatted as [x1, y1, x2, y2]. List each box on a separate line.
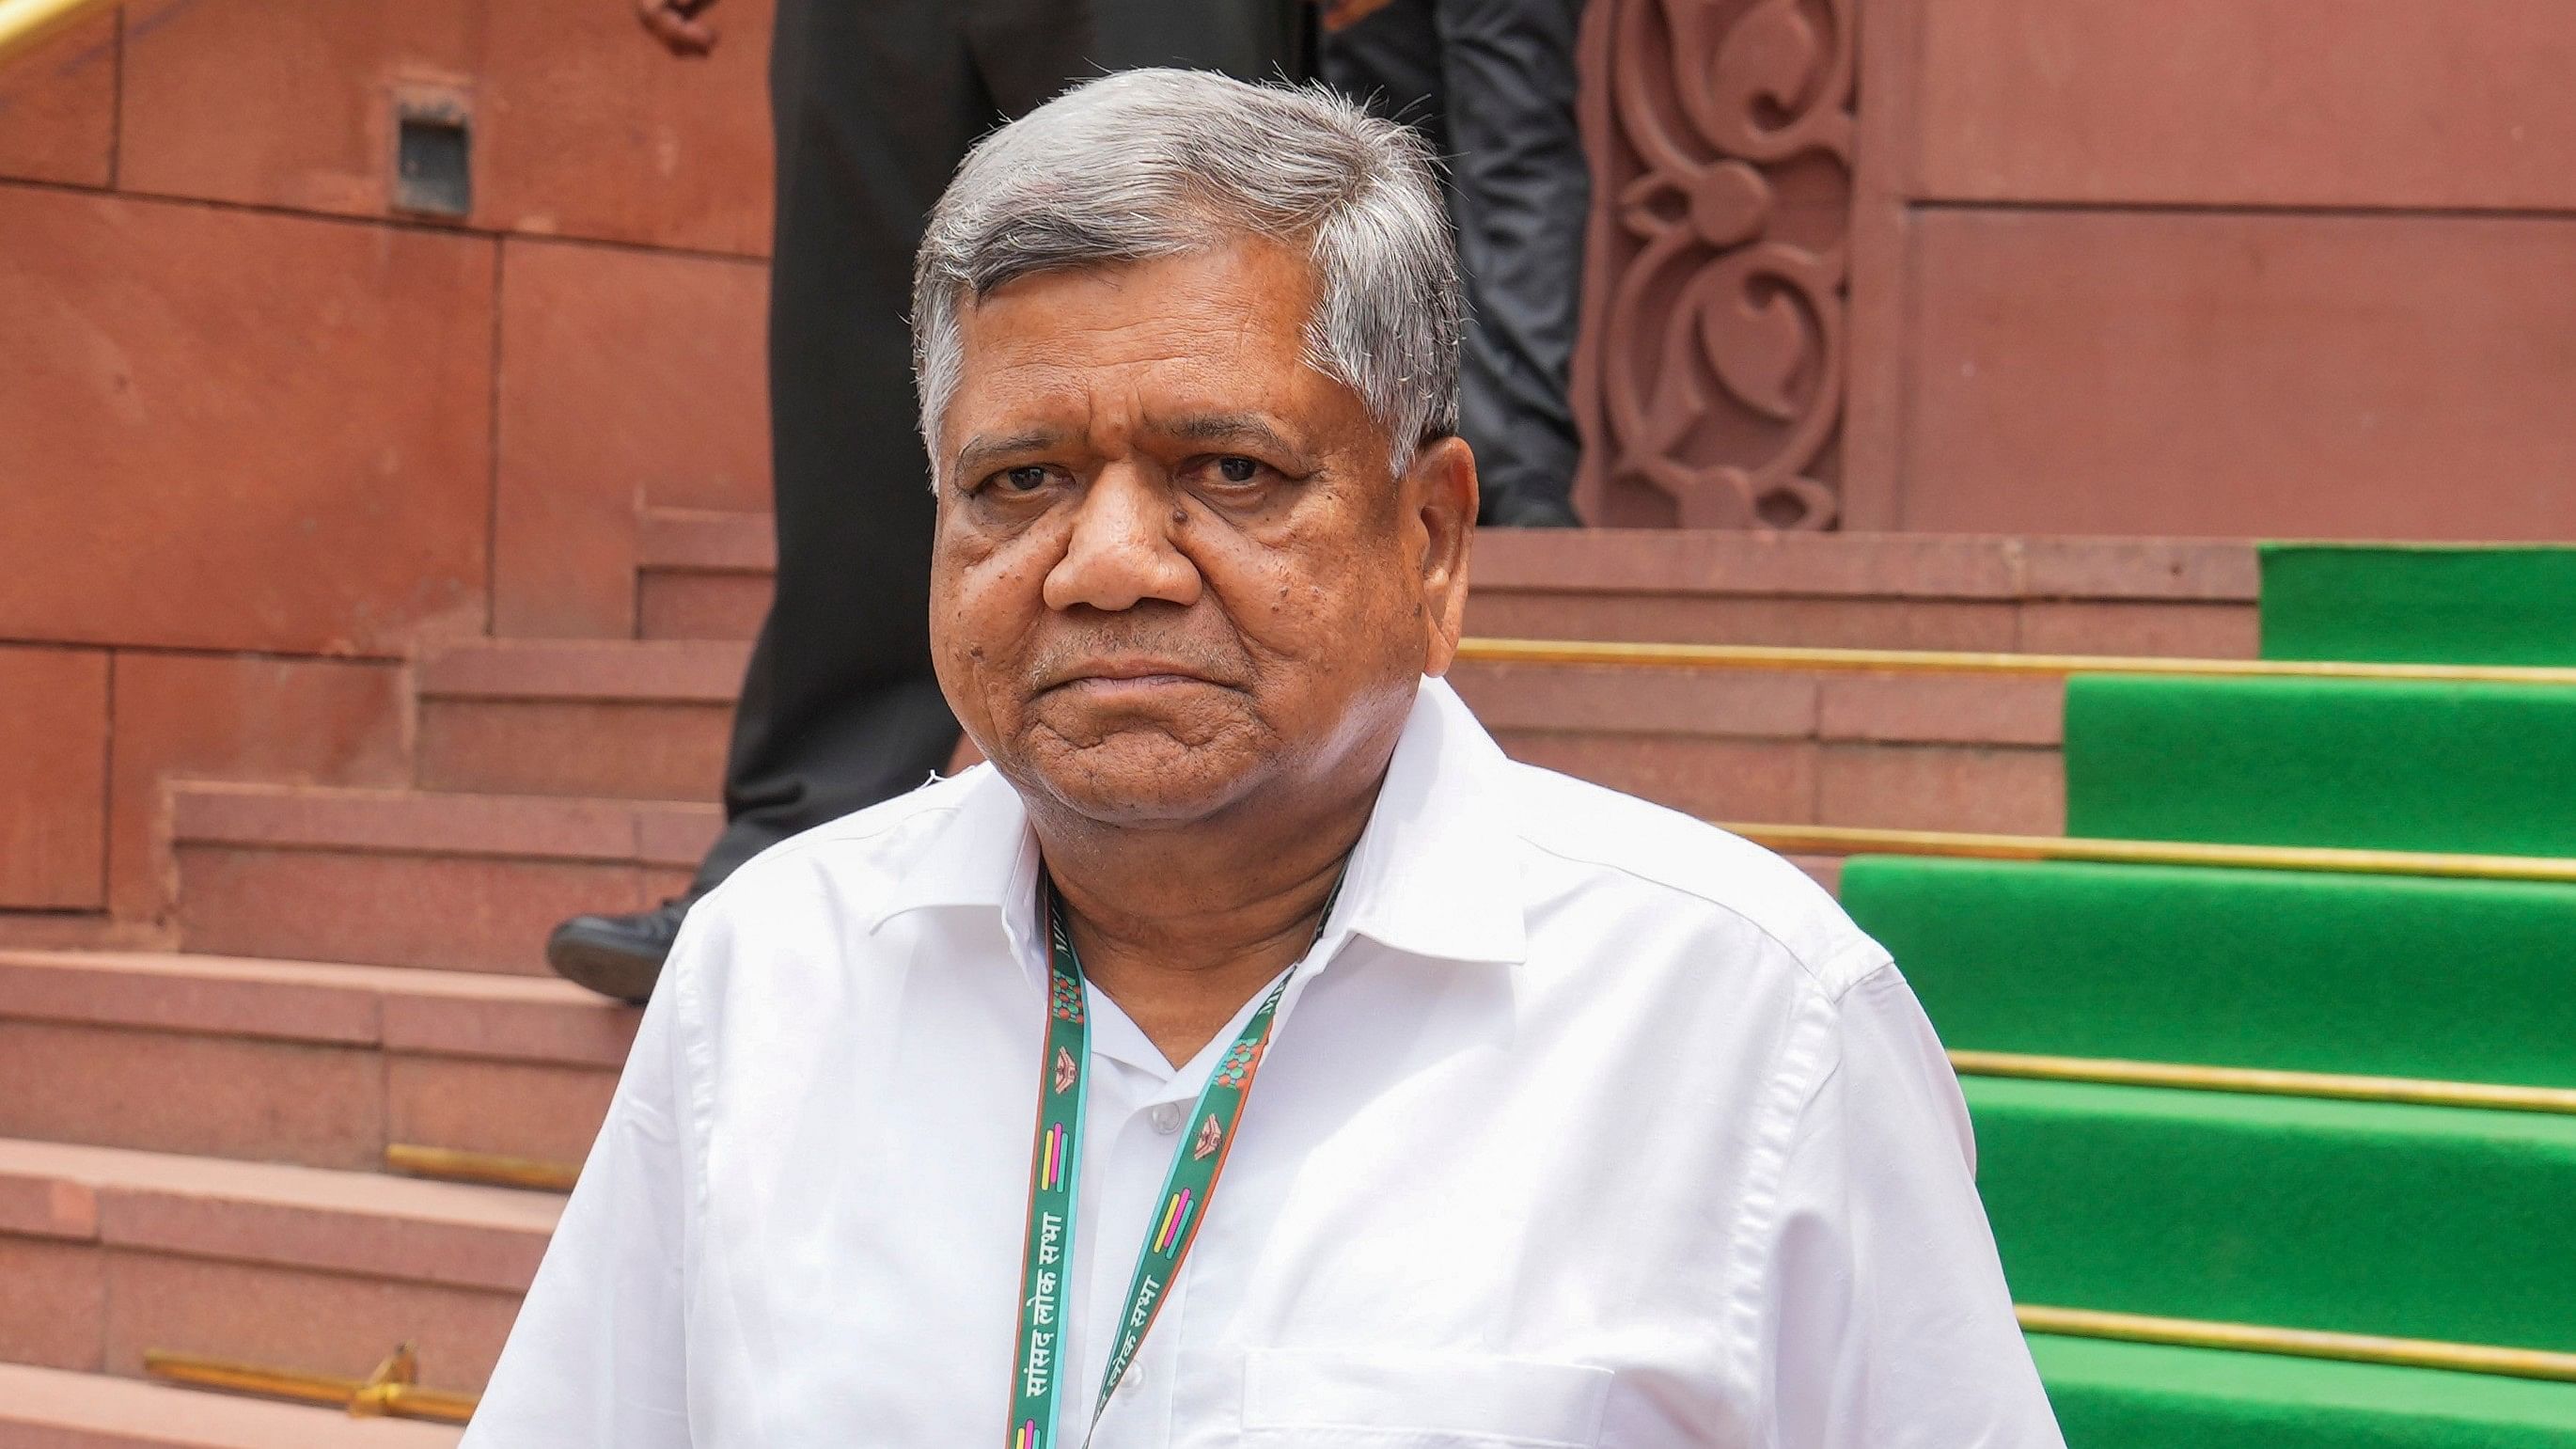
[466, 679, 2063, 1448]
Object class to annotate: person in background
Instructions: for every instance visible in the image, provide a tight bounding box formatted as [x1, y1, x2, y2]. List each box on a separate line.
[545, 0, 1306, 1000]
[1316, 0, 1589, 528]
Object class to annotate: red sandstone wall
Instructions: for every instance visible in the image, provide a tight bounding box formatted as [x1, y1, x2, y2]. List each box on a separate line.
[1842, 0, 2576, 540]
[0, 0, 775, 917]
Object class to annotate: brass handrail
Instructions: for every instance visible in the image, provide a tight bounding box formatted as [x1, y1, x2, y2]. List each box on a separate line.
[1954, 1050, 2576, 1118]
[1453, 636, 2576, 687]
[2018, 1305, 2576, 1384]
[144, 1344, 479, 1425]
[1723, 821, 2576, 886]
[0, 0, 115, 63]
[386, 1142, 580, 1192]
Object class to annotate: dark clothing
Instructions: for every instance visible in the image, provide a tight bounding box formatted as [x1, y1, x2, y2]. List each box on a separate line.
[693, 0, 1306, 895]
[1322, 0, 1589, 521]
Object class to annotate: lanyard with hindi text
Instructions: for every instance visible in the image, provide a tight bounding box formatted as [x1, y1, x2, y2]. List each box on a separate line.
[1006, 876, 1336, 1449]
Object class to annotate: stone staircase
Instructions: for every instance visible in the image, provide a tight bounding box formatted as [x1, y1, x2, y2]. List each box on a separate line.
[0, 515, 2263, 1441]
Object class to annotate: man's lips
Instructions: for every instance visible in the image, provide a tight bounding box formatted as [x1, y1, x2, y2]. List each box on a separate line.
[1037, 659, 1232, 692]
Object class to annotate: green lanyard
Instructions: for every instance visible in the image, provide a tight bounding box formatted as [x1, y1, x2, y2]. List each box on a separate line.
[1006, 877, 1336, 1449]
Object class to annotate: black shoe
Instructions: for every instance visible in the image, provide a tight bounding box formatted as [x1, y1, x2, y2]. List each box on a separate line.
[546, 899, 691, 1003]
[1483, 492, 1582, 528]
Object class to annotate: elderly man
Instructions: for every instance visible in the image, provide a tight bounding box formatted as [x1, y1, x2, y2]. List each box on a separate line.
[465, 71, 2061, 1448]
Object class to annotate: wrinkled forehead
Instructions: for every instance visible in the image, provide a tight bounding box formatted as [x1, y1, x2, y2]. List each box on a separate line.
[937, 243, 1369, 466]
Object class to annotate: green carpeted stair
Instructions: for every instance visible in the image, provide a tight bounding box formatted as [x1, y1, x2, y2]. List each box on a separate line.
[2064, 673, 2576, 856]
[1840, 856, 2576, 1086]
[1970, 1078, 2576, 1353]
[1830, 543, 2576, 1446]
[2261, 543, 2576, 668]
[2034, 1336, 2576, 1449]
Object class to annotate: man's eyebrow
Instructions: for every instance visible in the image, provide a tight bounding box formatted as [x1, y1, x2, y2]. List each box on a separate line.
[953, 428, 1068, 480]
[1161, 414, 1304, 457]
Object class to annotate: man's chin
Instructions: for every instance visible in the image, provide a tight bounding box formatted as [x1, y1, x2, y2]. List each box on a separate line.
[1007, 730, 1265, 827]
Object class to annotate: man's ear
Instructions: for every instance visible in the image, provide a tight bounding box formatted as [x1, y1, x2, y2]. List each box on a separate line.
[1409, 434, 1476, 677]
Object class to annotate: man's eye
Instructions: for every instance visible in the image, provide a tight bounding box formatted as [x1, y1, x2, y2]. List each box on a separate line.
[1001, 465, 1052, 493]
[1216, 456, 1260, 483]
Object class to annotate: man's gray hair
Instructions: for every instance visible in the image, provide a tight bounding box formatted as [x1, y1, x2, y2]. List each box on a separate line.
[912, 68, 1462, 481]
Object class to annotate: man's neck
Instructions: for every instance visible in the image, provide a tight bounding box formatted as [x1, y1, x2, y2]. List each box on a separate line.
[1034, 786, 1377, 1066]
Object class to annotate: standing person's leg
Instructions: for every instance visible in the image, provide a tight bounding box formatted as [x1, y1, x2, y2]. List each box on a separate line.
[1320, 0, 1586, 525]
[546, 0, 1070, 1000]
[1432, 0, 1589, 526]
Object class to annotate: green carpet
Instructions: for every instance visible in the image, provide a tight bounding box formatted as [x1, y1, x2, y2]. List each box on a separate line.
[1839, 856, 2576, 1086]
[2061, 673, 2576, 856]
[1969, 1078, 2576, 1353]
[2034, 1335, 2576, 1449]
[2261, 544, 2576, 668]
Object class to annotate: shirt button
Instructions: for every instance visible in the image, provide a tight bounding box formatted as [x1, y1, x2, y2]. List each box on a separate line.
[1151, 1104, 1183, 1134]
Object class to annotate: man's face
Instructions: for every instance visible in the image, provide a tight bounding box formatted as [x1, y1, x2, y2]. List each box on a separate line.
[928, 236, 1474, 828]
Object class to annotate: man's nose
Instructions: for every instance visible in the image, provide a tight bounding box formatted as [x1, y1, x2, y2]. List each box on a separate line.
[1042, 466, 1202, 612]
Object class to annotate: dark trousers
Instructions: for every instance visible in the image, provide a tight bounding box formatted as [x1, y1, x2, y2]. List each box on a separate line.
[694, 0, 1306, 894]
[1322, 0, 1589, 518]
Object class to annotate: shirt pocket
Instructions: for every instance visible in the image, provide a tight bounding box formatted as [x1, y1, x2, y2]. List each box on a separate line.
[1239, 1348, 1611, 1448]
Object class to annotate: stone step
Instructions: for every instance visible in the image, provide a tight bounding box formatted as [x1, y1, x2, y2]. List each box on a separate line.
[416, 638, 738, 802]
[0, 950, 634, 1173]
[0, 1136, 554, 1396]
[1453, 658, 2069, 836]
[414, 636, 2076, 834]
[635, 508, 2262, 655]
[0, 1361, 463, 1446]
[169, 783, 718, 975]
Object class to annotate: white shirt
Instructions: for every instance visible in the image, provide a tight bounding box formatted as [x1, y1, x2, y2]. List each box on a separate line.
[466, 678, 2063, 1448]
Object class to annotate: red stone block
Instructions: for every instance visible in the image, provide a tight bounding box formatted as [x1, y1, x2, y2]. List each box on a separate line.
[0, 646, 109, 909]
[1815, 675, 2065, 748]
[1914, 0, 2576, 210]
[102, 1251, 525, 1392]
[1472, 592, 2025, 652]
[118, 0, 771, 251]
[106, 654, 409, 921]
[419, 699, 730, 801]
[1896, 209, 2576, 541]
[1492, 732, 1817, 824]
[0, 1236, 104, 1370]
[1449, 660, 1816, 739]
[0, 8, 117, 186]
[640, 571, 775, 640]
[174, 847, 646, 975]
[387, 1056, 616, 1165]
[638, 508, 774, 573]
[117, 0, 478, 217]
[0, 1170, 96, 1241]
[99, 1185, 549, 1298]
[481, 0, 775, 253]
[2015, 538, 2257, 604]
[2016, 601, 2261, 661]
[379, 975, 636, 1069]
[1814, 744, 2065, 836]
[0, 1022, 383, 1170]
[1472, 529, 2024, 599]
[494, 237, 769, 637]
[0, 189, 493, 654]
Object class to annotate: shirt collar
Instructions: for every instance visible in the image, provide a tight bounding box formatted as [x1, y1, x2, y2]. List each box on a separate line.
[863, 675, 1526, 971]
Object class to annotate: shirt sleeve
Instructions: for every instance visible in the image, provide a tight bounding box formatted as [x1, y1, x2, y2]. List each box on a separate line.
[461, 930, 701, 1448]
[1758, 960, 2065, 1449]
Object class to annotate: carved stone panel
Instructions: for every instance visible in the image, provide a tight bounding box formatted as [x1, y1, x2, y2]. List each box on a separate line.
[1572, 0, 1854, 529]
